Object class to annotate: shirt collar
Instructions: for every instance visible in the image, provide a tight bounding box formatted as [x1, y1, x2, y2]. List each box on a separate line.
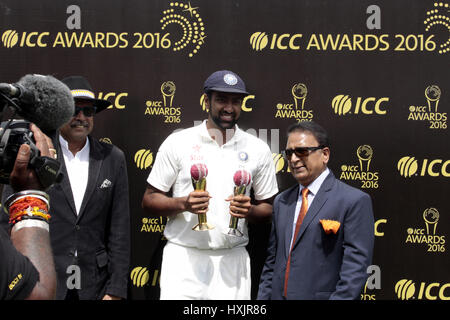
[198, 119, 243, 145]
[299, 167, 330, 197]
[59, 135, 90, 156]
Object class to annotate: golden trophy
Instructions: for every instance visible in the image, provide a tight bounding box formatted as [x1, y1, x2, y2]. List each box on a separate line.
[291, 83, 308, 109]
[190, 163, 214, 231]
[357, 145, 373, 172]
[423, 207, 439, 235]
[227, 169, 251, 237]
[161, 81, 176, 107]
[425, 85, 441, 112]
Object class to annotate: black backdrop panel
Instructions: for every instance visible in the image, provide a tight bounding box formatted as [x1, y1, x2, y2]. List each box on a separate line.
[0, 0, 448, 300]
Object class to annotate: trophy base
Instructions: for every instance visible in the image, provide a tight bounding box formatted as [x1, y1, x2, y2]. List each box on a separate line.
[226, 228, 243, 237]
[192, 223, 215, 231]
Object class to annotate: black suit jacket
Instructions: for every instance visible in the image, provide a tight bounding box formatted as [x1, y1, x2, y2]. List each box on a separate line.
[2, 135, 131, 300]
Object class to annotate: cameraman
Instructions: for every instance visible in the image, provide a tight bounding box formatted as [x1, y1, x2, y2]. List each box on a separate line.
[0, 123, 56, 299]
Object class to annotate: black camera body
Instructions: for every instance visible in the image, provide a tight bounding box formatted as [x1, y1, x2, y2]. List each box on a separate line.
[0, 119, 62, 188]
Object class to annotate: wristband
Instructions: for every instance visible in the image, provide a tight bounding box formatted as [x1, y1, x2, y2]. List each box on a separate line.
[12, 219, 49, 232]
[4, 190, 50, 226]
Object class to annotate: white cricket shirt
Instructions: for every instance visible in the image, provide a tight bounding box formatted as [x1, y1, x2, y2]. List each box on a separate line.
[147, 120, 278, 250]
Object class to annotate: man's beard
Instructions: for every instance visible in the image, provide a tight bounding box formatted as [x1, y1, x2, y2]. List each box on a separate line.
[210, 112, 238, 130]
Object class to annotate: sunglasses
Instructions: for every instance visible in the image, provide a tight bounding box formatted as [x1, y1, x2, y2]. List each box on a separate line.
[282, 145, 326, 159]
[74, 106, 97, 117]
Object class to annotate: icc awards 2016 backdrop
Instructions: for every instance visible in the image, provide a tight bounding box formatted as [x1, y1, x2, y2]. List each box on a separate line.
[0, 0, 448, 300]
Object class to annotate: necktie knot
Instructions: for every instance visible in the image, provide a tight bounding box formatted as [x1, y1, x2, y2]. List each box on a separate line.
[301, 187, 309, 199]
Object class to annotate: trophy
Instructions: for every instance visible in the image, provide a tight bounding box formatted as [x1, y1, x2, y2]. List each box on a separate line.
[291, 83, 308, 109]
[425, 85, 441, 112]
[227, 169, 251, 237]
[160, 81, 176, 107]
[190, 163, 214, 231]
[357, 145, 373, 172]
[423, 207, 439, 235]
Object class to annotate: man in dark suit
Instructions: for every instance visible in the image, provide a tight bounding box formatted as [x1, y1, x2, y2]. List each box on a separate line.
[258, 121, 374, 300]
[2, 76, 130, 300]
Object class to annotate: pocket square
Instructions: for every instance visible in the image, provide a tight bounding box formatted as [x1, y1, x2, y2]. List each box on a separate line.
[319, 219, 341, 235]
[100, 179, 112, 189]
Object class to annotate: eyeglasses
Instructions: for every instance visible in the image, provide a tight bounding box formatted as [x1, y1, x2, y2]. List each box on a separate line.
[282, 145, 326, 159]
[74, 106, 97, 117]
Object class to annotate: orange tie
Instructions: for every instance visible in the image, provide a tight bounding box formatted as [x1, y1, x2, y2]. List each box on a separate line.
[283, 187, 309, 298]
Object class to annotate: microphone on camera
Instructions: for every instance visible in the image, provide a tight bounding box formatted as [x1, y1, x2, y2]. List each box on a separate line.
[0, 74, 75, 133]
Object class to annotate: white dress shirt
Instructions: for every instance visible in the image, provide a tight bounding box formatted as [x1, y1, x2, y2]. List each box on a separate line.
[59, 135, 90, 215]
[290, 167, 330, 249]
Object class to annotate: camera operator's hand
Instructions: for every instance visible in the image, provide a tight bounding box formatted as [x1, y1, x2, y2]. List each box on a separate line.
[9, 123, 54, 192]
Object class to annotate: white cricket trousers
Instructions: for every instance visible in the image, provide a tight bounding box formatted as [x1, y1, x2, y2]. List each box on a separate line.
[160, 241, 251, 300]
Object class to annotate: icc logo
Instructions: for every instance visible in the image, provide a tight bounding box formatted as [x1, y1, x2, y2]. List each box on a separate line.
[200, 94, 255, 112]
[395, 279, 416, 300]
[395, 279, 450, 300]
[130, 267, 160, 287]
[397, 156, 450, 177]
[97, 92, 128, 109]
[134, 149, 153, 170]
[250, 31, 302, 50]
[2, 30, 19, 48]
[250, 32, 269, 51]
[130, 267, 150, 287]
[272, 153, 288, 174]
[332, 94, 388, 115]
[1, 30, 49, 48]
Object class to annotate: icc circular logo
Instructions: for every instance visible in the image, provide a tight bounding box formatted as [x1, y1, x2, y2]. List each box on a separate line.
[134, 149, 154, 170]
[130, 266, 150, 287]
[1, 30, 19, 48]
[332, 94, 352, 115]
[397, 156, 418, 178]
[250, 32, 269, 51]
[395, 279, 416, 300]
[272, 153, 285, 174]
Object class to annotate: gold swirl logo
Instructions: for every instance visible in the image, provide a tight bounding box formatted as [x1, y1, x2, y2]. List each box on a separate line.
[397, 156, 418, 177]
[161, 2, 206, 58]
[1, 30, 19, 48]
[424, 2, 450, 54]
[272, 153, 285, 174]
[332, 94, 352, 115]
[134, 149, 154, 170]
[130, 267, 150, 287]
[395, 279, 416, 300]
[250, 32, 269, 51]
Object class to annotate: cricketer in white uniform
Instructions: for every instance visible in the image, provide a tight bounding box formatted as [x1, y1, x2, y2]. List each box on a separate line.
[142, 70, 278, 300]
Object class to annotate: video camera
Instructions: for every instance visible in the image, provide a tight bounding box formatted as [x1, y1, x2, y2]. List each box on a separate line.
[0, 74, 74, 189]
[0, 119, 62, 188]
